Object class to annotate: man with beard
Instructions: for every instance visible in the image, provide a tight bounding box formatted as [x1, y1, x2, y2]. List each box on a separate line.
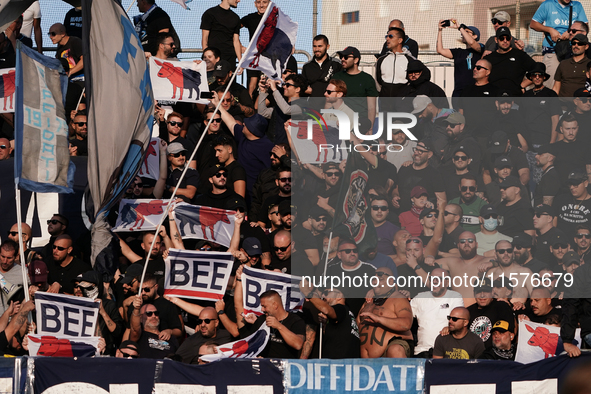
[250, 143, 290, 224]
[554, 169, 591, 239]
[433, 307, 484, 359]
[214, 135, 246, 197]
[194, 166, 246, 211]
[408, 96, 452, 151]
[574, 225, 591, 265]
[68, 111, 87, 156]
[435, 231, 491, 306]
[117, 264, 143, 317]
[534, 144, 560, 207]
[484, 130, 530, 186]
[533, 204, 563, 265]
[46, 235, 91, 294]
[440, 113, 481, 171]
[305, 161, 342, 218]
[358, 267, 414, 358]
[418, 206, 449, 257]
[402, 60, 448, 112]
[475, 204, 511, 257]
[553, 34, 590, 97]
[466, 280, 515, 349]
[130, 298, 179, 359]
[497, 177, 535, 238]
[41, 214, 69, 262]
[519, 288, 560, 324]
[154, 32, 176, 60]
[512, 233, 548, 274]
[211, 60, 255, 118]
[293, 206, 326, 267]
[7, 223, 36, 266]
[164, 143, 199, 203]
[441, 146, 480, 201]
[162, 113, 194, 165]
[410, 267, 464, 358]
[118, 232, 169, 280]
[333, 46, 378, 125]
[479, 319, 516, 360]
[257, 168, 292, 227]
[201, 0, 241, 65]
[401, 236, 439, 298]
[370, 196, 400, 257]
[449, 175, 488, 234]
[552, 117, 591, 189]
[486, 240, 534, 306]
[267, 230, 294, 274]
[302, 35, 341, 97]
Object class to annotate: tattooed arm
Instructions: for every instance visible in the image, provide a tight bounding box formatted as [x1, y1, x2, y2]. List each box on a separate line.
[299, 324, 317, 359]
[168, 210, 186, 250]
[4, 300, 35, 343]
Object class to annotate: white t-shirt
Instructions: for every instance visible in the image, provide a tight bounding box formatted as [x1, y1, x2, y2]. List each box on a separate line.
[410, 290, 464, 354]
[21, 1, 41, 38]
[475, 231, 512, 256]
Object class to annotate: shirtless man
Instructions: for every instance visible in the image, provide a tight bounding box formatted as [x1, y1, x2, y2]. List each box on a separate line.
[485, 240, 533, 308]
[392, 230, 412, 267]
[357, 267, 414, 358]
[434, 231, 491, 306]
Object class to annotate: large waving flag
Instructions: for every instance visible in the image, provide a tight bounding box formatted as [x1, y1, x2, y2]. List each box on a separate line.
[14, 43, 74, 193]
[172, 203, 235, 247]
[83, 0, 154, 275]
[240, 2, 298, 80]
[113, 199, 170, 232]
[201, 323, 270, 362]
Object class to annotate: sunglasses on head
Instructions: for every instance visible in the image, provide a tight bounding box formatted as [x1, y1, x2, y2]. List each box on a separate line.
[576, 233, 591, 239]
[169, 152, 185, 158]
[572, 41, 587, 47]
[325, 171, 340, 177]
[552, 243, 568, 250]
[279, 177, 291, 183]
[197, 318, 216, 325]
[214, 172, 227, 178]
[145, 311, 160, 317]
[496, 248, 514, 254]
[461, 186, 477, 192]
[52, 245, 67, 251]
[47, 219, 64, 225]
[474, 65, 488, 71]
[371, 205, 389, 212]
[498, 35, 511, 42]
[483, 214, 498, 219]
[274, 246, 289, 252]
[168, 121, 182, 126]
[459, 238, 475, 244]
[447, 315, 465, 322]
[339, 248, 358, 254]
[453, 155, 468, 161]
[412, 147, 429, 154]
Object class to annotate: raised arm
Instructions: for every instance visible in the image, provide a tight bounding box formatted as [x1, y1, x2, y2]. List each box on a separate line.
[168, 208, 186, 250]
[118, 235, 142, 263]
[153, 139, 169, 199]
[129, 295, 143, 343]
[212, 95, 238, 133]
[436, 21, 453, 59]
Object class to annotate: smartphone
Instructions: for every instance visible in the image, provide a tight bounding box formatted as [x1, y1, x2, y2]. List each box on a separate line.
[441, 20, 451, 27]
[200, 92, 214, 99]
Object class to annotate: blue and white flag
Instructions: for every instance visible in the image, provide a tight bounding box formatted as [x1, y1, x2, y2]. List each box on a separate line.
[35, 292, 100, 337]
[242, 266, 304, 315]
[83, 0, 154, 275]
[240, 2, 298, 80]
[201, 322, 270, 362]
[14, 43, 74, 194]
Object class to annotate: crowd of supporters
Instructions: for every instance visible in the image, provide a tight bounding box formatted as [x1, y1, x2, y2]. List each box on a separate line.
[0, 0, 590, 363]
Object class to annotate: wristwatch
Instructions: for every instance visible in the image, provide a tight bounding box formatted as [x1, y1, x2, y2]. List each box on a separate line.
[217, 310, 225, 316]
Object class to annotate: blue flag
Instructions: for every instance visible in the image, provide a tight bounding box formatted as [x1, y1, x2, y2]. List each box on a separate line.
[14, 42, 75, 194]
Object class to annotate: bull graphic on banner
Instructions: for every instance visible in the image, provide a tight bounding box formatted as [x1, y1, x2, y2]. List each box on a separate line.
[172, 203, 234, 247]
[201, 323, 270, 362]
[113, 199, 170, 232]
[0, 68, 15, 113]
[240, 2, 298, 81]
[138, 138, 160, 180]
[149, 58, 209, 104]
[28, 335, 100, 357]
[515, 320, 581, 363]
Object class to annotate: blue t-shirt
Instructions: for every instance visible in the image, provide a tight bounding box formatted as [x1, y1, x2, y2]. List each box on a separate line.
[532, 0, 588, 48]
[233, 124, 274, 195]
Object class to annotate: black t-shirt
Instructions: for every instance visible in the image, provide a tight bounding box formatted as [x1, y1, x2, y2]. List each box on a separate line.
[201, 5, 241, 64]
[137, 331, 179, 359]
[165, 166, 200, 203]
[46, 257, 92, 294]
[56, 36, 84, 79]
[485, 49, 536, 96]
[367, 156, 398, 192]
[70, 137, 88, 156]
[240, 313, 306, 359]
[241, 12, 263, 38]
[132, 256, 166, 280]
[194, 189, 246, 211]
[397, 165, 445, 212]
[450, 47, 484, 95]
[301, 57, 343, 97]
[553, 194, 591, 240]
[325, 261, 376, 314]
[135, 7, 177, 56]
[126, 296, 181, 332]
[467, 299, 515, 349]
[224, 160, 247, 194]
[520, 88, 561, 146]
[534, 166, 561, 207]
[551, 140, 590, 189]
[534, 227, 565, 265]
[323, 304, 361, 359]
[497, 199, 534, 238]
[175, 329, 234, 363]
[458, 84, 500, 138]
[63, 8, 83, 38]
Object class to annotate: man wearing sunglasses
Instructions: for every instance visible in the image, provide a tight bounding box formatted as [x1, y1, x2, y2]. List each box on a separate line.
[163, 112, 194, 165]
[375, 26, 415, 102]
[295, 206, 327, 267]
[433, 306, 484, 359]
[116, 340, 139, 359]
[130, 297, 179, 359]
[483, 11, 524, 56]
[46, 235, 91, 295]
[553, 34, 590, 97]
[370, 196, 399, 257]
[211, 60, 255, 118]
[531, 0, 588, 88]
[213, 135, 246, 198]
[485, 26, 536, 96]
[486, 240, 534, 307]
[68, 111, 87, 157]
[496, 176, 535, 238]
[573, 225, 591, 265]
[0, 138, 12, 161]
[49, 23, 83, 81]
[164, 142, 198, 203]
[554, 169, 591, 240]
[449, 175, 487, 234]
[40, 214, 68, 263]
[7, 222, 37, 266]
[175, 307, 233, 364]
[267, 230, 296, 274]
[441, 112, 481, 172]
[533, 205, 563, 265]
[533, 144, 559, 207]
[256, 168, 292, 229]
[512, 233, 548, 275]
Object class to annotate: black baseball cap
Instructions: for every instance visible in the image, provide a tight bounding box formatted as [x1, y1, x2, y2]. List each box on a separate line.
[496, 26, 511, 38]
[512, 233, 533, 248]
[499, 176, 521, 189]
[534, 204, 554, 217]
[480, 204, 498, 217]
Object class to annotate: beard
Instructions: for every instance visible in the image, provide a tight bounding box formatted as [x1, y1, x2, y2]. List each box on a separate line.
[515, 249, 529, 265]
[460, 247, 477, 260]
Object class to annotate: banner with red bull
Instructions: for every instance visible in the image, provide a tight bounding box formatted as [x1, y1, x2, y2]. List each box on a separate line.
[515, 320, 581, 364]
[0, 68, 15, 114]
[163, 248, 234, 301]
[149, 58, 209, 104]
[137, 137, 161, 181]
[172, 203, 235, 248]
[34, 292, 100, 337]
[201, 322, 270, 362]
[28, 334, 100, 357]
[112, 198, 170, 232]
[240, 2, 298, 81]
[242, 266, 304, 315]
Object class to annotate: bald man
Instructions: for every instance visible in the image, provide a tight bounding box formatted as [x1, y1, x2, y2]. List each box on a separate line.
[435, 231, 491, 306]
[46, 234, 91, 294]
[268, 230, 292, 273]
[7, 223, 37, 264]
[0, 138, 12, 160]
[519, 287, 560, 323]
[433, 306, 484, 359]
[357, 267, 414, 358]
[175, 307, 233, 364]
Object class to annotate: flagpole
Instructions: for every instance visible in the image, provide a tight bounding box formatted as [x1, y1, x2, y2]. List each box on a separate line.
[75, 88, 85, 113]
[126, 0, 136, 14]
[317, 230, 333, 359]
[15, 187, 30, 302]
